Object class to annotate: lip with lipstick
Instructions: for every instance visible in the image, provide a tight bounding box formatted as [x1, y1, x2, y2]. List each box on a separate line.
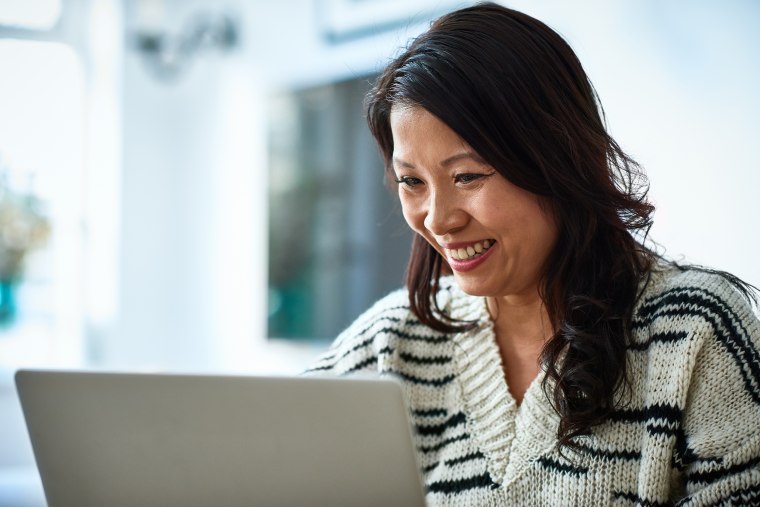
[442, 239, 496, 272]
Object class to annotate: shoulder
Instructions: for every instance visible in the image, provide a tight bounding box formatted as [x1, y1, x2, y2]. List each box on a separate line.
[339, 286, 412, 339]
[304, 286, 437, 375]
[634, 263, 758, 332]
[623, 265, 760, 457]
[333, 275, 472, 342]
[305, 277, 476, 375]
[630, 263, 760, 404]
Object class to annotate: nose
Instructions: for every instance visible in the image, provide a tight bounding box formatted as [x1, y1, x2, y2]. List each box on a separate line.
[423, 190, 466, 236]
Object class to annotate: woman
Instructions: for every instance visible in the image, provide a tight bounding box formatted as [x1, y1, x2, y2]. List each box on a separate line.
[306, 3, 760, 505]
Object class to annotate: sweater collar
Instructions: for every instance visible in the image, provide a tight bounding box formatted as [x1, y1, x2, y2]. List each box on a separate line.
[442, 279, 560, 484]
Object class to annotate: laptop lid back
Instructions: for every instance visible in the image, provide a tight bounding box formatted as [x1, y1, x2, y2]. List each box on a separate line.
[15, 370, 426, 507]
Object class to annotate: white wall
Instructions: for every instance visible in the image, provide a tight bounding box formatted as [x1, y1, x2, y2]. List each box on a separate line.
[108, 14, 262, 371]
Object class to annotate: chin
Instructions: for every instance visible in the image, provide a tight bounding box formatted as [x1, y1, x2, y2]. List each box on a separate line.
[451, 274, 496, 297]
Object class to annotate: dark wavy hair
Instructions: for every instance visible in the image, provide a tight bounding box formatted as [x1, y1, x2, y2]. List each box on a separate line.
[366, 2, 658, 448]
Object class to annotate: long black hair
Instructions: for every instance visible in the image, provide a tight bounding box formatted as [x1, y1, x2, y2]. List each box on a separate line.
[366, 2, 657, 447]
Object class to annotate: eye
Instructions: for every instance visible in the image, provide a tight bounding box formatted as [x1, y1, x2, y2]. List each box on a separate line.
[455, 173, 489, 184]
[394, 176, 423, 188]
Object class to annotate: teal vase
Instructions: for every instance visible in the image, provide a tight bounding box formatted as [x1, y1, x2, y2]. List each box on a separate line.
[0, 280, 17, 326]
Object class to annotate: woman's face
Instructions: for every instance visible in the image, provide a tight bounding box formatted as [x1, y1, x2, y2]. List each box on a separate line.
[390, 105, 559, 300]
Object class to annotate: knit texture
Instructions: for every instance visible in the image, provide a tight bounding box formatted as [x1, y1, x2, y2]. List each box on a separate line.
[306, 266, 760, 506]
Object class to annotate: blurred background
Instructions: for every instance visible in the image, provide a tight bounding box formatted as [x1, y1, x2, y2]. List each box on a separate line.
[0, 0, 758, 504]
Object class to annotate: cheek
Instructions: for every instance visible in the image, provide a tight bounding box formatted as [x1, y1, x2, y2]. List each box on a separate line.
[399, 196, 424, 232]
[536, 201, 560, 248]
[529, 209, 559, 258]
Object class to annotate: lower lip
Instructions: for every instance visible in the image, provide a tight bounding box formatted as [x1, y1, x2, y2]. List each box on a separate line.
[446, 243, 497, 273]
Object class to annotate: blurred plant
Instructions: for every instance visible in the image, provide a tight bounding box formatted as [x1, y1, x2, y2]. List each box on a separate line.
[0, 172, 50, 282]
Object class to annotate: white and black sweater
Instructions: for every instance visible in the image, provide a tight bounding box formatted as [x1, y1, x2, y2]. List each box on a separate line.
[306, 266, 760, 506]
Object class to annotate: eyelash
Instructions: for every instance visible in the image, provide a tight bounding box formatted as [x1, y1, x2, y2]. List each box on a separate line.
[455, 173, 485, 184]
[394, 173, 493, 187]
[394, 176, 422, 187]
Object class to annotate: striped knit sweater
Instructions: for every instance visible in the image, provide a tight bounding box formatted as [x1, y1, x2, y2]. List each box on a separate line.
[306, 266, 760, 506]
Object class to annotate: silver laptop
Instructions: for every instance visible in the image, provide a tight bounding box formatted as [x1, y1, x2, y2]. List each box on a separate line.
[15, 370, 427, 507]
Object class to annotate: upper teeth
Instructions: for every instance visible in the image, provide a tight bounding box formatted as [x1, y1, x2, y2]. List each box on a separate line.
[445, 240, 493, 260]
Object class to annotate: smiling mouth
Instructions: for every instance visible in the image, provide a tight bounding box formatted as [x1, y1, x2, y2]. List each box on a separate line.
[444, 240, 495, 261]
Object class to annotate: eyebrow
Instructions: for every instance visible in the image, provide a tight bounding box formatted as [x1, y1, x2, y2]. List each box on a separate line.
[392, 151, 484, 169]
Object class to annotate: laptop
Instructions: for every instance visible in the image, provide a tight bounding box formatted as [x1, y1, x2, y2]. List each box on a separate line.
[15, 370, 427, 507]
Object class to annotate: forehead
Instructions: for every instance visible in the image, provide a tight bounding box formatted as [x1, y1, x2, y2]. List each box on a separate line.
[390, 104, 446, 133]
[390, 105, 471, 157]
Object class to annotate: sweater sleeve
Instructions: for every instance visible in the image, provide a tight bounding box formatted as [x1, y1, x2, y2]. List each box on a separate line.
[674, 275, 760, 506]
[302, 288, 409, 377]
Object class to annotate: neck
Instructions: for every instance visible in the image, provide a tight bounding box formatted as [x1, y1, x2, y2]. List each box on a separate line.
[486, 292, 553, 346]
[487, 292, 553, 404]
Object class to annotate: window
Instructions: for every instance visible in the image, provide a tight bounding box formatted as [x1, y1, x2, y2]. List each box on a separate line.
[267, 76, 412, 341]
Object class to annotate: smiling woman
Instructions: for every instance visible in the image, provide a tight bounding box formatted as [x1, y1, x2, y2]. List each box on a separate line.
[390, 106, 559, 310]
[305, 2, 760, 506]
